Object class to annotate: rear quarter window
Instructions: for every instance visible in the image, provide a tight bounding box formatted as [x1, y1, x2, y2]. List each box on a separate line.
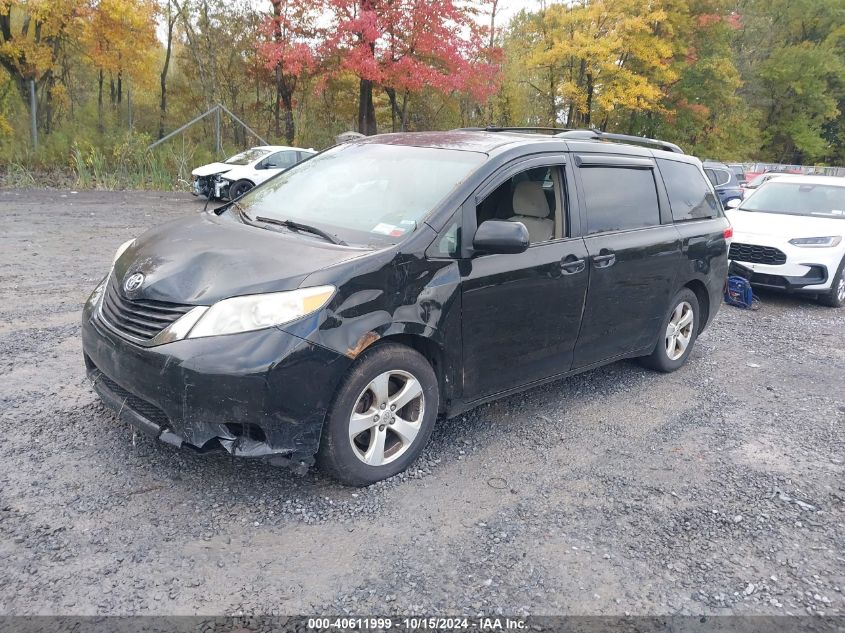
[704, 168, 731, 187]
[580, 166, 660, 234]
[658, 159, 721, 221]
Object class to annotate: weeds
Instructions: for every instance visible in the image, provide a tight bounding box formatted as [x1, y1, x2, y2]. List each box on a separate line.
[2, 162, 36, 188]
[3, 131, 229, 192]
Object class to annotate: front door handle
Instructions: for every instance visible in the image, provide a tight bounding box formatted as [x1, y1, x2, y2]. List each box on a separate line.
[560, 255, 586, 274]
[592, 250, 616, 268]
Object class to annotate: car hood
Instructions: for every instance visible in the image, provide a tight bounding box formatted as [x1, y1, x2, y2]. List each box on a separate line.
[216, 165, 258, 182]
[192, 162, 234, 177]
[726, 209, 845, 239]
[113, 212, 371, 305]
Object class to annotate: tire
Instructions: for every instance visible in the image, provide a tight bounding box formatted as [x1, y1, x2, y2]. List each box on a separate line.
[317, 343, 439, 486]
[818, 258, 845, 308]
[228, 179, 254, 200]
[639, 288, 700, 373]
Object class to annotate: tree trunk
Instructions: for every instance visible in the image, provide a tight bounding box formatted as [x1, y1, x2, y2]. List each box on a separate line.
[280, 88, 295, 145]
[358, 78, 377, 135]
[117, 72, 122, 105]
[274, 66, 282, 138]
[158, 1, 175, 139]
[97, 70, 104, 133]
[44, 78, 53, 134]
[486, 0, 498, 124]
[271, 0, 283, 139]
[385, 87, 399, 132]
[585, 72, 594, 127]
[400, 91, 409, 131]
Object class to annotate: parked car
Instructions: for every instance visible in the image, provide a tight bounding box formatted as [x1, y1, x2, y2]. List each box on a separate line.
[191, 145, 316, 200]
[741, 171, 785, 197]
[726, 175, 845, 307]
[82, 129, 729, 485]
[726, 162, 748, 186]
[702, 160, 744, 208]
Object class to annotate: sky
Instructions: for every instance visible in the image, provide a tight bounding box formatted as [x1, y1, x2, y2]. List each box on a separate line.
[494, 0, 542, 25]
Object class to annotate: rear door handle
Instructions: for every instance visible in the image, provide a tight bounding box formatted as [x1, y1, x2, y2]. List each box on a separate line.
[592, 251, 616, 268]
[560, 255, 586, 274]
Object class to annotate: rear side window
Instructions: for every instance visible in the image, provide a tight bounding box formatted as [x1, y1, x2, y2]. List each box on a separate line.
[264, 151, 299, 168]
[658, 159, 720, 221]
[704, 168, 731, 187]
[580, 167, 660, 234]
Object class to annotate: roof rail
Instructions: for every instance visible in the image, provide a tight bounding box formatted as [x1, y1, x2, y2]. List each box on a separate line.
[455, 126, 573, 135]
[556, 129, 684, 154]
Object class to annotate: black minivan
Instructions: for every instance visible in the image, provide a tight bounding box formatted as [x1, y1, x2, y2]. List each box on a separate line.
[82, 129, 730, 485]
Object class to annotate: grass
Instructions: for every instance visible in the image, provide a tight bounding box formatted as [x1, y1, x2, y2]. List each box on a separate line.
[1, 131, 232, 192]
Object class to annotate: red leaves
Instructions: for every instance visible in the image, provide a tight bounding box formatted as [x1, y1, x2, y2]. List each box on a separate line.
[257, 0, 318, 75]
[258, 0, 502, 102]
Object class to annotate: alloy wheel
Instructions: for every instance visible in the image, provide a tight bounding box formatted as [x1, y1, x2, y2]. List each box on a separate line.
[838, 277, 845, 303]
[348, 370, 425, 466]
[665, 301, 694, 361]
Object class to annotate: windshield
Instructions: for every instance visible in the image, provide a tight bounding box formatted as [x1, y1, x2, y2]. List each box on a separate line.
[740, 181, 845, 218]
[237, 143, 486, 246]
[225, 148, 271, 165]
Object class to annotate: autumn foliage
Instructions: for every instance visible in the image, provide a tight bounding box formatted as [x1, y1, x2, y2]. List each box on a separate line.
[259, 0, 500, 137]
[0, 0, 844, 186]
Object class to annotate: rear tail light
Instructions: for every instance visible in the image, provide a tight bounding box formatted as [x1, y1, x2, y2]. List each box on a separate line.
[723, 226, 733, 239]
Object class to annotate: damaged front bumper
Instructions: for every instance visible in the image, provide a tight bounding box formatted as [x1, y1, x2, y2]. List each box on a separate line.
[81, 299, 352, 469]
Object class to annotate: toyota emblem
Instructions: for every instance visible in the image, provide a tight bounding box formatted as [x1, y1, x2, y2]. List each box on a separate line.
[124, 272, 145, 293]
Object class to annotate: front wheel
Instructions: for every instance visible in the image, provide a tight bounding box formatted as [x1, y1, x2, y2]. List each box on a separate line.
[228, 179, 254, 200]
[317, 343, 439, 486]
[639, 288, 700, 373]
[818, 258, 845, 308]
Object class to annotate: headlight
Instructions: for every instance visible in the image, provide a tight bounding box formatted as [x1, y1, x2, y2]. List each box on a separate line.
[788, 236, 842, 248]
[186, 285, 335, 338]
[113, 239, 135, 265]
[86, 275, 108, 310]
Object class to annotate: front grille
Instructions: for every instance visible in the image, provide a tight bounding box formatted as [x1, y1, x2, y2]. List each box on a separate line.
[101, 275, 193, 341]
[94, 367, 170, 428]
[729, 242, 787, 265]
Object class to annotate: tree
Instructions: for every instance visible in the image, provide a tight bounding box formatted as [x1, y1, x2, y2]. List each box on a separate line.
[258, 0, 318, 144]
[526, 0, 676, 129]
[158, 0, 179, 138]
[320, 0, 501, 135]
[737, 0, 845, 163]
[81, 0, 158, 132]
[0, 0, 86, 133]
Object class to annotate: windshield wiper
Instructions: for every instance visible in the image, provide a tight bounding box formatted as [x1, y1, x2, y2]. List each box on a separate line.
[255, 216, 347, 246]
[229, 199, 253, 222]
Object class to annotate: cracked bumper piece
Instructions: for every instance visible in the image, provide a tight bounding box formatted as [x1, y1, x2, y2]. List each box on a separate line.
[81, 311, 352, 464]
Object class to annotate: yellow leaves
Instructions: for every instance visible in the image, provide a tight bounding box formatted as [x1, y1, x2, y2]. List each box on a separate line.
[81, 0, 159, 81]
[1, 0, 87, 78]
[522, 0, 678, 121]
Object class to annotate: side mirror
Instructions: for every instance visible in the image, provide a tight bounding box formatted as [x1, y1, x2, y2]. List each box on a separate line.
[725, 198, 741, 209]
[472, 220, 529, 255]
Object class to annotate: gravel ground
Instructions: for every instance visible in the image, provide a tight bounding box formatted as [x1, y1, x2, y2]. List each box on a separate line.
[0, 188, 843, 617]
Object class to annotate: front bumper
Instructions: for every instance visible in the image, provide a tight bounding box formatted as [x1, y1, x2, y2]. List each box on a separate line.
[81, 299, 352, 465]
[213, 179, 231, 199]
[746, 266, 829, 293]
[730, 235, 838, 293]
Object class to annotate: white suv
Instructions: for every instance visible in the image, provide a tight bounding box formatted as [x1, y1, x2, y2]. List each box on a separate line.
[726, 175, 845, 307]
[191, 145, 316, 200]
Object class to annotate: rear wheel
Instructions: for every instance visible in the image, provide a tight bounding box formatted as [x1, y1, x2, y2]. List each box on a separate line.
[317, 343, 439, 486]
[639, 288, 700, 373]
[228, 179, 254, 200]
[818, 258, 845, 308]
